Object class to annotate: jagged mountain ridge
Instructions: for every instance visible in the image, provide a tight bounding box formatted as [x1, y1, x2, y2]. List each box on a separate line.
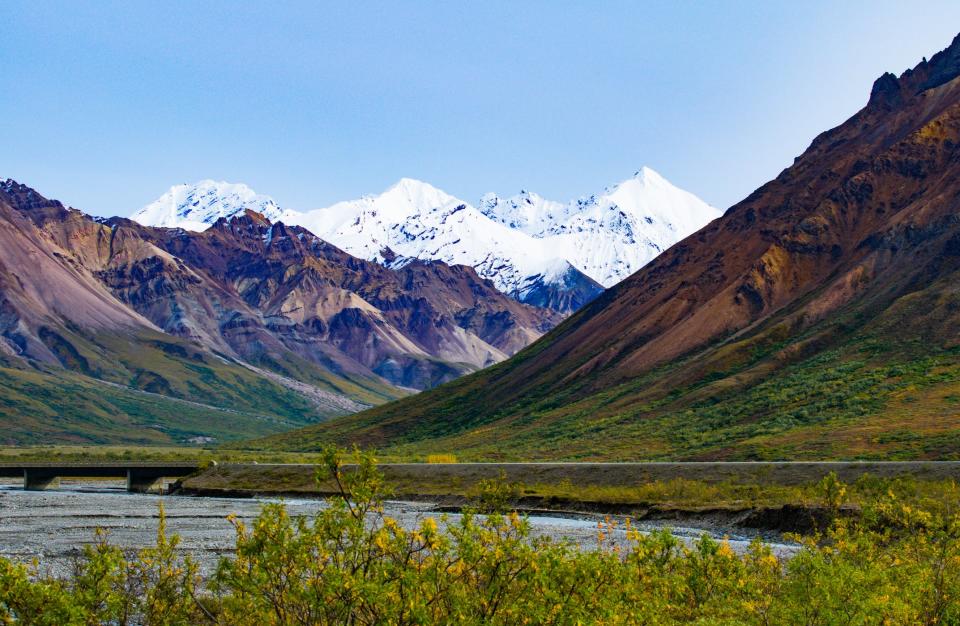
[250, 34, 960, 461]
[104, 210, 560, 387]
[132, 170, 721, 312]
[0, 180, 560, 443]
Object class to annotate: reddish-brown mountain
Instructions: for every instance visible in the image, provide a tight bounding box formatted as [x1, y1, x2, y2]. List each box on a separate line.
[257, 34, 960, 461]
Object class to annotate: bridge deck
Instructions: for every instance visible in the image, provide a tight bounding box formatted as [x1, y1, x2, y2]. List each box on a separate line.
[0, 462, 201, 479]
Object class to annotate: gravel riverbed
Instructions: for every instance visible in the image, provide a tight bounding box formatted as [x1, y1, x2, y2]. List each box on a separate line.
[0, 480, 799, 578]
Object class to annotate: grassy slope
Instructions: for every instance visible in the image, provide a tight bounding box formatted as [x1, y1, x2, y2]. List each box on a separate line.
[244, 269, 960, 461]
[0, 326, 402, 445]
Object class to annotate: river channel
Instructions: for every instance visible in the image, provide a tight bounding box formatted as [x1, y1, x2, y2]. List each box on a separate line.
[0, 480, 799, 577]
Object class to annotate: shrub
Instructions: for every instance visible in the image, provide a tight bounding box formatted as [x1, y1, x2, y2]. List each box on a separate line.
[471, 470, 523, 513]
[426, 453, 458, 464]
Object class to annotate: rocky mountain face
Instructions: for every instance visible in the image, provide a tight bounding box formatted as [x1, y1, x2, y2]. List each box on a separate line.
[0, 181, 560, 443]
[132, 170, 720, 313]
[256, 34, 960, 461]
[103, 210, 559, 389]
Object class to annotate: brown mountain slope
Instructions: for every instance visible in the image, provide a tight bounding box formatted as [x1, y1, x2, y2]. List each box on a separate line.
[251, 34, 960, 460]
[0, 184, 155, 361]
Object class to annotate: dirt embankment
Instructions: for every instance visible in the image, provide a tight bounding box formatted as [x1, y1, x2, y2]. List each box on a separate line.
[175, 461, 959, 534]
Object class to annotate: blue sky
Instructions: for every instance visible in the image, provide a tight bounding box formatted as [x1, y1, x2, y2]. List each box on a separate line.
[3, 1, 960, 217]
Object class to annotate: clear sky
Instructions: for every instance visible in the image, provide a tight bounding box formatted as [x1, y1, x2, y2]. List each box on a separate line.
[3, 1, 960, 217]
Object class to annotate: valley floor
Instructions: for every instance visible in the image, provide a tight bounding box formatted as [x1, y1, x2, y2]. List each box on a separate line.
[7, 446, 960, 532]
[4, 450, 959, 623]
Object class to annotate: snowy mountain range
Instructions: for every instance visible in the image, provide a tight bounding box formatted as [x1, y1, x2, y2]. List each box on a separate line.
[131, 169, 721, 312]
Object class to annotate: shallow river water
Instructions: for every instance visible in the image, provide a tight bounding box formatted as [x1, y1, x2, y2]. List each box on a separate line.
[0, 480, 799, 577]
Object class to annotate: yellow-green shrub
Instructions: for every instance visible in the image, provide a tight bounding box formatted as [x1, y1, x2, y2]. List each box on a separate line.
[425, 453, 458, 464]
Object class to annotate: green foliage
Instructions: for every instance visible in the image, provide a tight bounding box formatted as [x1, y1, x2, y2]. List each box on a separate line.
[4, 452, 960, 624]
[0, 364, 318, 446]
[0, 445, 366, 466]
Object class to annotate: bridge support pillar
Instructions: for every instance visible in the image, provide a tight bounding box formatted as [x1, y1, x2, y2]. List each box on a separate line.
[23, 469, 60, 490]
[127, 469, 164, 493]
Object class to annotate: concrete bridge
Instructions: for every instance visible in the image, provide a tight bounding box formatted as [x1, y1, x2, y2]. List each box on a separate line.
[0, 462, 201, 493]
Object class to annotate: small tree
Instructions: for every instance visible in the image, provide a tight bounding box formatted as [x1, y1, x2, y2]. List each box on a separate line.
[471, 470, 523, 514]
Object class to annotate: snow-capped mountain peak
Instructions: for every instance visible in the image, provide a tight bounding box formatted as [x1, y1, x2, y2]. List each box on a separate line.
[597, 166, 720, 237]
[372, 178, 461, 217]
[385, 177, 453, 200]
[290, 180, 582, 300]
[479, 167, 722, 287]
[633, 165, 663, 182]
[131, 180, 285, 230]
